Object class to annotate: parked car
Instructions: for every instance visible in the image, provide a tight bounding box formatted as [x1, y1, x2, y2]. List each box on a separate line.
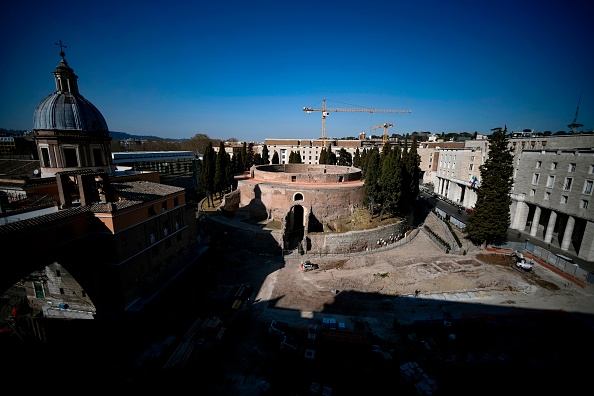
[300, 261, 319, 272]
[466, 207, 474, 215]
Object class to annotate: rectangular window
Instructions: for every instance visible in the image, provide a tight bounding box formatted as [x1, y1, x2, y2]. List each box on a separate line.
[59, 288, 65, 295]
[41, 147, 51, 167]
[530, 189, 535, 196]
[535, 161, 541, 169]
[63, 147, 79, 167]
[544, 192, 550, 201]
[532, 173, 540, 185]
[162, 202, 168, 212]
[569, 163, 576, 172]
[584, 180, 593, 195]
[92, 148, 104, 166]
[173, 197, 179, 206]
[581, 200, 589, 209]
[561, 195, 568, 204]
[563, 177, 573, 191]
[546, 175, 555, 188]
[468, 164, 474, 171]
[590, 165, 594, 174]
[551, 162, 557, 170]
[34, 282, 44, 298]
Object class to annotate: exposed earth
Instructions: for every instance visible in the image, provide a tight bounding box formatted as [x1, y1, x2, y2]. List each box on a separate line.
[2, 209, 593, 395]
[167, 213, 594, 395]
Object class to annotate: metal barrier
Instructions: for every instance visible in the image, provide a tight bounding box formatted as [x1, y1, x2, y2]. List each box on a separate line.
[525, 242, 593, 285]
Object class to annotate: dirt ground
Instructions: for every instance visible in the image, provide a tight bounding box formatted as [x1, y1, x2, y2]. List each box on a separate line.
[184, 223, 594, 395]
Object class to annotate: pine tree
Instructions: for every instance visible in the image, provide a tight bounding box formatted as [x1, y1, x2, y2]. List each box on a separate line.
[271, 151, 280, 164]
[465, 127, 515, 247]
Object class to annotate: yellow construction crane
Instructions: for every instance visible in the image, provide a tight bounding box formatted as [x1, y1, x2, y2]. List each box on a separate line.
[303, 98, 411, 146]
[371, 123, 394, 145]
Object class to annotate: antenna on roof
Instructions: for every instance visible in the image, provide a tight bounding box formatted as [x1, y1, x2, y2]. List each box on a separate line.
[568, 91, 583, 133]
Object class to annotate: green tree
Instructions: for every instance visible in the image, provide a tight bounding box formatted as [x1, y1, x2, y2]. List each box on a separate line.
[272, 151, 280, 164]
[378, 148, 402, 219]
[289, 150, 302, 163]
[337, 148, 352, 166]
[234, 150, 244, 173]
[240, 142, 248, 171]
[364, 148, 381, 216]
[327, 146, 337, 165]
[246, 143, 255, 169]
[261, 144, 270, 164]
[214, 141, 228, 197]
[465, 127, 515, 247]
[353, 148, 361, 168]
[200, 142, 216, 206]
[319, 147, 328, 165]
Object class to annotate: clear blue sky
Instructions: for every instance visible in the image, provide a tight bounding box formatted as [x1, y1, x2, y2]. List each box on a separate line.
[1, 0, 592, 143]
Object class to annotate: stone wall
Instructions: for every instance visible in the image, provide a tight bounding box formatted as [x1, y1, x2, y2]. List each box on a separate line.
[306, 220, 409, 254]
[252, 164, 361, 183]
[204, 211, 409, 256]
[236, 181, 365, 224]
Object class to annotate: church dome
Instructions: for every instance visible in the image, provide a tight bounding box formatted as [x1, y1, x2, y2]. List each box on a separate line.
[33, 52, 108, 132]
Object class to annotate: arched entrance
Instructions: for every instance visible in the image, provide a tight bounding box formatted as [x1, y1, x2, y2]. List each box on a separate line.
[283, 205, 306, 250]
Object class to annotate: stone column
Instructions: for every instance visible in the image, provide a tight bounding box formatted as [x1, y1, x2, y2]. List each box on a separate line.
[511, 201, 529, 230]
[580, 221, 594, 262]
[530, 206, 541, 237]
[561, 215, 575, 251]
[544, 210, 557, 244]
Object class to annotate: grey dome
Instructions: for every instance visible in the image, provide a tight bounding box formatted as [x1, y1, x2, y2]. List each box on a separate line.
[33, 56, 108, 132]
[33, 92, 108, 131]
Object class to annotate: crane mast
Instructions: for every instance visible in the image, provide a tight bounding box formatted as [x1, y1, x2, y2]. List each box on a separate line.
[303, 98, 411, 146]
[371, 123, 394, 145]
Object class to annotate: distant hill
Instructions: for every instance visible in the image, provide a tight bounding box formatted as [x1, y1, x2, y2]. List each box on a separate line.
[109, 131, 173, 140]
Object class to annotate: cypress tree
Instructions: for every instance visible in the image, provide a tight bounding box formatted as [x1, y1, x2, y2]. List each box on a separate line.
[246, 143, 255, 169]
[241, 142, 248, 171]
[262, 144, 270, 165]
[353, 148, 361, 168]
[200, 142, 216, 207]
[327, 146, 337, 165]
[465, 127, 515, 247]
[364, 148, 381, 216]
[214, 141, 227, 197]
[319, 147, 328, 165]
[272, 151, 280, 164]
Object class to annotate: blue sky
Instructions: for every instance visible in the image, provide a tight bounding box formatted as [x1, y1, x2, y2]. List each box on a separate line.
[1, 0, 592, 143]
